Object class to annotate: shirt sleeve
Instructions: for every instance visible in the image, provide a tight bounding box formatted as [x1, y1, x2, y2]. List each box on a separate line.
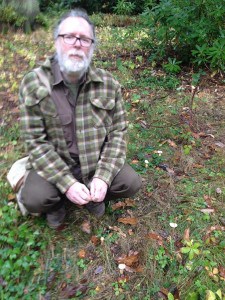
[19, 71, 77, 194]
[93, 84, 127, 186]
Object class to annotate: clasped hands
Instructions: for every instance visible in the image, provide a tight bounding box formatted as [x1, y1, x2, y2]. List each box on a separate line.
[65, 177, 108, 205]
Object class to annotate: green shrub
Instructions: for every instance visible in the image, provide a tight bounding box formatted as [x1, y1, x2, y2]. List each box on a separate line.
[113, 0, 136, 15]
[0, 5, 26, 31]
[140, 0, 225, 72]
[0, 200, 46, 298]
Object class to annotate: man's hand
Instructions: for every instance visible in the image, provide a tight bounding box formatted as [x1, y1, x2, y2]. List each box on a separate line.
[66, 182, 91, 205]
[90, 178, 108, 202]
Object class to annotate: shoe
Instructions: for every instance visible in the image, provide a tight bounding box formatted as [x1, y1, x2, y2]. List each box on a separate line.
[46, 205, 66, 229]
[85, 201, 105, 218]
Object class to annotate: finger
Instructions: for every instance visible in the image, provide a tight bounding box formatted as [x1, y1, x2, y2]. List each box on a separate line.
[79, 189, 91, 202]
[90, 182, 96, 198]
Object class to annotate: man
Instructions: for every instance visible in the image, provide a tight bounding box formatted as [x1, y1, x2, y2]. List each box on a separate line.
[19, 9, 142, 229]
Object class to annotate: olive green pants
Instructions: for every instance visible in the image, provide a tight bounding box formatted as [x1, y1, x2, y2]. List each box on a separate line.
[21, 163, 142, 213]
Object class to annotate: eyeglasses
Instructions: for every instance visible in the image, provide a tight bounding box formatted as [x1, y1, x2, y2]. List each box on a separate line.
[58, 34, 94, 47]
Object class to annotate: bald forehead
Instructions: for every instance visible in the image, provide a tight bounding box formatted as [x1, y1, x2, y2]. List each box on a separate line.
[58, 16, 94, 38]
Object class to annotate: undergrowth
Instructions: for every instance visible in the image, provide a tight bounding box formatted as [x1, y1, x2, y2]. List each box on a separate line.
[0, 14, 224, 300]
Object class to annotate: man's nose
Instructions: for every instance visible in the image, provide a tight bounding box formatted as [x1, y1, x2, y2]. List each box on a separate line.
[73, 38, 82, 47]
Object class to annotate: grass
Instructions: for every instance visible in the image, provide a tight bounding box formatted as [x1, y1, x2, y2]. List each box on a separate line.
[0, 16, 225, 300]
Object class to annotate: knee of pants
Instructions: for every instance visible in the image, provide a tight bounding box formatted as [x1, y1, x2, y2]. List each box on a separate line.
[21, 170, 62, 214]
[108, 164, 142, 198]
[125, 172, 142, 196]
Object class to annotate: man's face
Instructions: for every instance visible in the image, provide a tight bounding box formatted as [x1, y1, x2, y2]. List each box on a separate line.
[55, 17, 94, 77]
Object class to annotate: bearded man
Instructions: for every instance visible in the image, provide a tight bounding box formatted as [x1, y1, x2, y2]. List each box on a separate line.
[19, 9, 142, 229]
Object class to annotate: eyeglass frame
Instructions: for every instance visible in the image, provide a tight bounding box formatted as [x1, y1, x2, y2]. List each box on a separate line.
[57, 34, 95, 47]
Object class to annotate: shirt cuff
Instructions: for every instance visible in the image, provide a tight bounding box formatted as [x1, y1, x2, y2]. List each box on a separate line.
[56, 174, 77, 194]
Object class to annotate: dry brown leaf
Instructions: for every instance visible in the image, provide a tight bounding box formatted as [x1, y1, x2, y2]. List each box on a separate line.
[125, 198, 136, 207]
[111, 201, 126, 211]
[219, 266, 225, 279]
[118, 217, 138, 225]
[167, 139, 177, 148]
[193, 163, 204, 169]
[7, 193, 16, 201]
[117, 252, 139, 267]
[81, 220, 91, 234]
[131, 159, 139, 164]
[146, 232, 164, 246]
[78, 249, 86, 259]
[198, 132, 215, 138]
[183, 228, 190, 242]
[203, 195, 213, 208]
[59, 284, 88, 298]
[90, 235, 100, 246]
[108, 226, 127, 238]
[117, 275, 129, 282]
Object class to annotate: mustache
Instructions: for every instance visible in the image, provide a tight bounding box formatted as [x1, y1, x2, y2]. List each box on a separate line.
[67, 50, 85, 58]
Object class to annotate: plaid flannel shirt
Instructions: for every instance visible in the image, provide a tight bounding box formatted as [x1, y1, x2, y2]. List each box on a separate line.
[19, 58, 127, 194]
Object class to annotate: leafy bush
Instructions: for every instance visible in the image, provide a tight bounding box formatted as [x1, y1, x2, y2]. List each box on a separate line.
[39, 0, 117, 14]
[0, 200, 46, 298]
[140, 0, 225, 72]
[113, 0, 136, 15]
[0, 5, 26, 31]
[0, 0, 40, 32]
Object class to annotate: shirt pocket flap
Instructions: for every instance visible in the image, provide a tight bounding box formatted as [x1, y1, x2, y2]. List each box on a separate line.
[25, 86, 49, 106]
[90, 97, 115, 110]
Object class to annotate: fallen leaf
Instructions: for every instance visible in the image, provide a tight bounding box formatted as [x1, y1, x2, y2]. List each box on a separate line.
[167, 139, 177, 148]
[108, 226, 127, 237]
[7, 193, 15, 201]
[193, 163, 204, 169]
[78, 249, 86, 259]
[206, 290, 216, 300]
[146, 232, 164, 246]
[131, 159, 139, 164]
[116, 251, 139, 267]
[111, 201, 126, 210]
[218, 266, 225, 279]
[81, 220, 91, 234]
[124, 198, 136, 207]
[203, 195, 213, 208]
[90, 235, 100, 246]
[198, 132, 215, 138]
[60, 284, 88, 298]
[117, 275, 129, 282]
[183, 228, 190, 242]
[118, 217, 138, 225]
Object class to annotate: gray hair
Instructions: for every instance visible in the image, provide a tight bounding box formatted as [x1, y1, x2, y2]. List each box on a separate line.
[53, 8, 96, 41]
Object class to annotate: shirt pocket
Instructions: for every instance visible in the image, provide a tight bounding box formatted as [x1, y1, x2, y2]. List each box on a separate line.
[25, 86, 57, 117]
[90, 97, 115, 128]
[58, 113, 74, 143]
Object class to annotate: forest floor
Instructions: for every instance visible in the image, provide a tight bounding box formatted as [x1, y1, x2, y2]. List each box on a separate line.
[0, 24, 225, 300]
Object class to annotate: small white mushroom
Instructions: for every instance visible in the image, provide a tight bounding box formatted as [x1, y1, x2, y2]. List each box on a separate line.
[169, 222, 178, 228]
[118, 264, 126, 274]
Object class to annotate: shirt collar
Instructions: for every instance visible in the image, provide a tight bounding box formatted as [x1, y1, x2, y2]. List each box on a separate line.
[51, 56, 64, 86]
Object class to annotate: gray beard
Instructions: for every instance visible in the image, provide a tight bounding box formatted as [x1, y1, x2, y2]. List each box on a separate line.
[57, 50, 92, 78]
